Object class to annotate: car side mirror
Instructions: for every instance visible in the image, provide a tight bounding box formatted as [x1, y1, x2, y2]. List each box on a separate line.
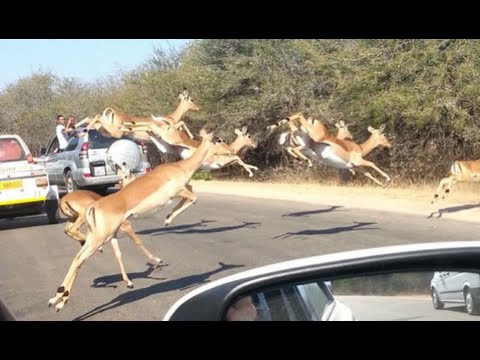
[222, 269, 480, 321]
[163, 241, 480, 321]
[39, 148, 47, 156]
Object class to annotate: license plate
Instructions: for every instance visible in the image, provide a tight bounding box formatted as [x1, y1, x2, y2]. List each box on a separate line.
[0, 180, 23, 190]
[93, 166, 106, 177]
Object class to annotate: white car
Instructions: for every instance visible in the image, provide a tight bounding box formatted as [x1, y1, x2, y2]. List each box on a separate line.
[0, 134, 59, 224]
[430, 271, 480, 315]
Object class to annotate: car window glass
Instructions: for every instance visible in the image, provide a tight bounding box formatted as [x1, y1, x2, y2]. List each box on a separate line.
[225, 282, 333, 321]
[0, 138, 26, 162]
[88, 130, 130, 149]
[65, 138, 79, 151]
[297, 282, 332, 320]
[47, 137, 59, 154]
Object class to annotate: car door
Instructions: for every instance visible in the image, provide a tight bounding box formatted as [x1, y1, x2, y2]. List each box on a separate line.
[43, 137, 64, 183]
[441, 271, 462, 302]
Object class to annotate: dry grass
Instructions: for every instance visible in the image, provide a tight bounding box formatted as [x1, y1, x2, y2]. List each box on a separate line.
[191, 177, 480, 224]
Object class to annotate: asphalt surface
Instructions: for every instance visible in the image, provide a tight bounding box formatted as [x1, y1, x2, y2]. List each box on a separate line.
[1, 193, 480, 321]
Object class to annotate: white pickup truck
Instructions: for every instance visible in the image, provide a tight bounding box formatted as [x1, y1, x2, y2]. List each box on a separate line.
[0, 134, 59, 224]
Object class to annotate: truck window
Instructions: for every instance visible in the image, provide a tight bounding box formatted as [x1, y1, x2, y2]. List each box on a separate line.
[0, 138, 26, 162]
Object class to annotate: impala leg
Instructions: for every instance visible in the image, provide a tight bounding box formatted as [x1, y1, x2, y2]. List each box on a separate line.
[165, 185, 197, 226]
[173, 121, 194, 139]
[75, 117, 92, 128]
[354, 167, 385, 187]
[286, 146, 301, 160]
[289, 146, 313, 167]
[85, 117, 101, 132]
[119, 220, 162, 265]
[48, 232, 103, 312]
[65, 218, 86, 244]
[65, 218, 103, 251]
[224, 156, 258, 177]
[432, 176, 456, 202]
[352, 158, 391, 182]
[110, 238, 133, 288]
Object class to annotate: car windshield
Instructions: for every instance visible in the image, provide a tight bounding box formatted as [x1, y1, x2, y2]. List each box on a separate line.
[0, 138, 26, 163]
[2, 39, 480, 323]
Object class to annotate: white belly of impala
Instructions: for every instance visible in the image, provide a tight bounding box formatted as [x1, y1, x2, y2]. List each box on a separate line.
[313, 144, 349, 169]
[127, 182, 181, 217]
[179, 148, 192, 159]
[294, 134, 309, 147]
[201, 163, 222, 170]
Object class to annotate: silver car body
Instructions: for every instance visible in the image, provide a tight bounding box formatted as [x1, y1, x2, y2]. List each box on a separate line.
[42, 130, 150, 192]
[430, 271, 480, 314]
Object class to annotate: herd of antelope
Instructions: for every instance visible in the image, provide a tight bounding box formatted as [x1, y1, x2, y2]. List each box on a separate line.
[47, 90, 480, 312]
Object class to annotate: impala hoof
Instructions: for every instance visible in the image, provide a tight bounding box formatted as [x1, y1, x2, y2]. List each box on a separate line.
[127, 283, 134, 289]
[55, 302, 65, 313]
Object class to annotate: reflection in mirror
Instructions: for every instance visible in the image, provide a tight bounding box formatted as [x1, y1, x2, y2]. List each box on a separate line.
[224, 271, 480, 321]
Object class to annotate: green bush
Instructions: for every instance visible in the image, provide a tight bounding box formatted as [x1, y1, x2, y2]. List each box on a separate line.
[192, 169, 213, 181]
[5, 40, 480, 183]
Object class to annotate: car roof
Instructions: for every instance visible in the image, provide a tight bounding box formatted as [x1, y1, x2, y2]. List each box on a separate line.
[164, 241, 480, 320]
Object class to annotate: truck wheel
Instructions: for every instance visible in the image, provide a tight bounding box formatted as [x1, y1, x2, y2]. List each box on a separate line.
[64, 170, 78, 194]
[465, 288, 480, 315]
[46, 199, 60, 224]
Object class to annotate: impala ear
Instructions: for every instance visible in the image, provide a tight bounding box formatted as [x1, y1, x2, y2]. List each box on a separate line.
[234, 128, 242, 135]
[379, 123, 386, 132]
[241, 126, 248, 134]
[367, 126, 375, 133]
[335, 123, 341, 129]
[339, 120, 345, 127]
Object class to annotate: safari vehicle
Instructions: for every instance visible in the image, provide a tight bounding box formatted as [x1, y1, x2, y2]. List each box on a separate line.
[39, 129, 151, 194]
[430, 271, 480, 315]
[164, 241, 480, 321]
[0, 134, 59, 224]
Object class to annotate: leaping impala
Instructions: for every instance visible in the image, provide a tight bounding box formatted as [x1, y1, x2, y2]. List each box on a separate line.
[432, 160, 480, 203]
[161, 126, 258, 228]
[59, 163, 162, 288]
[146, 125, 259, 177]
[75, 90, 198, 140]
[48, 129, 222, 312]
[268, 118, 353, 167]
[278, 113, 392, 187]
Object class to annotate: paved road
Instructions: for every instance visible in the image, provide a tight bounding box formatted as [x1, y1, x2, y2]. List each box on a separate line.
[336, 295, 480, 321]
[1, 193, 480, 321]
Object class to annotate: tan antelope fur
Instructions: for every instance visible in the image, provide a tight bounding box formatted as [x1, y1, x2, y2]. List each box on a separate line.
[48, 129, 221, 312]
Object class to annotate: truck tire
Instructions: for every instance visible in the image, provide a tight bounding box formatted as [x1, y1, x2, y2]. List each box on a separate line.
[46, 198, 60, 224]
[64, 170, 78, 194]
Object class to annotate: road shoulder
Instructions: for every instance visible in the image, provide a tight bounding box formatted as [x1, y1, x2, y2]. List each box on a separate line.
[190, 180, 480, 224]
